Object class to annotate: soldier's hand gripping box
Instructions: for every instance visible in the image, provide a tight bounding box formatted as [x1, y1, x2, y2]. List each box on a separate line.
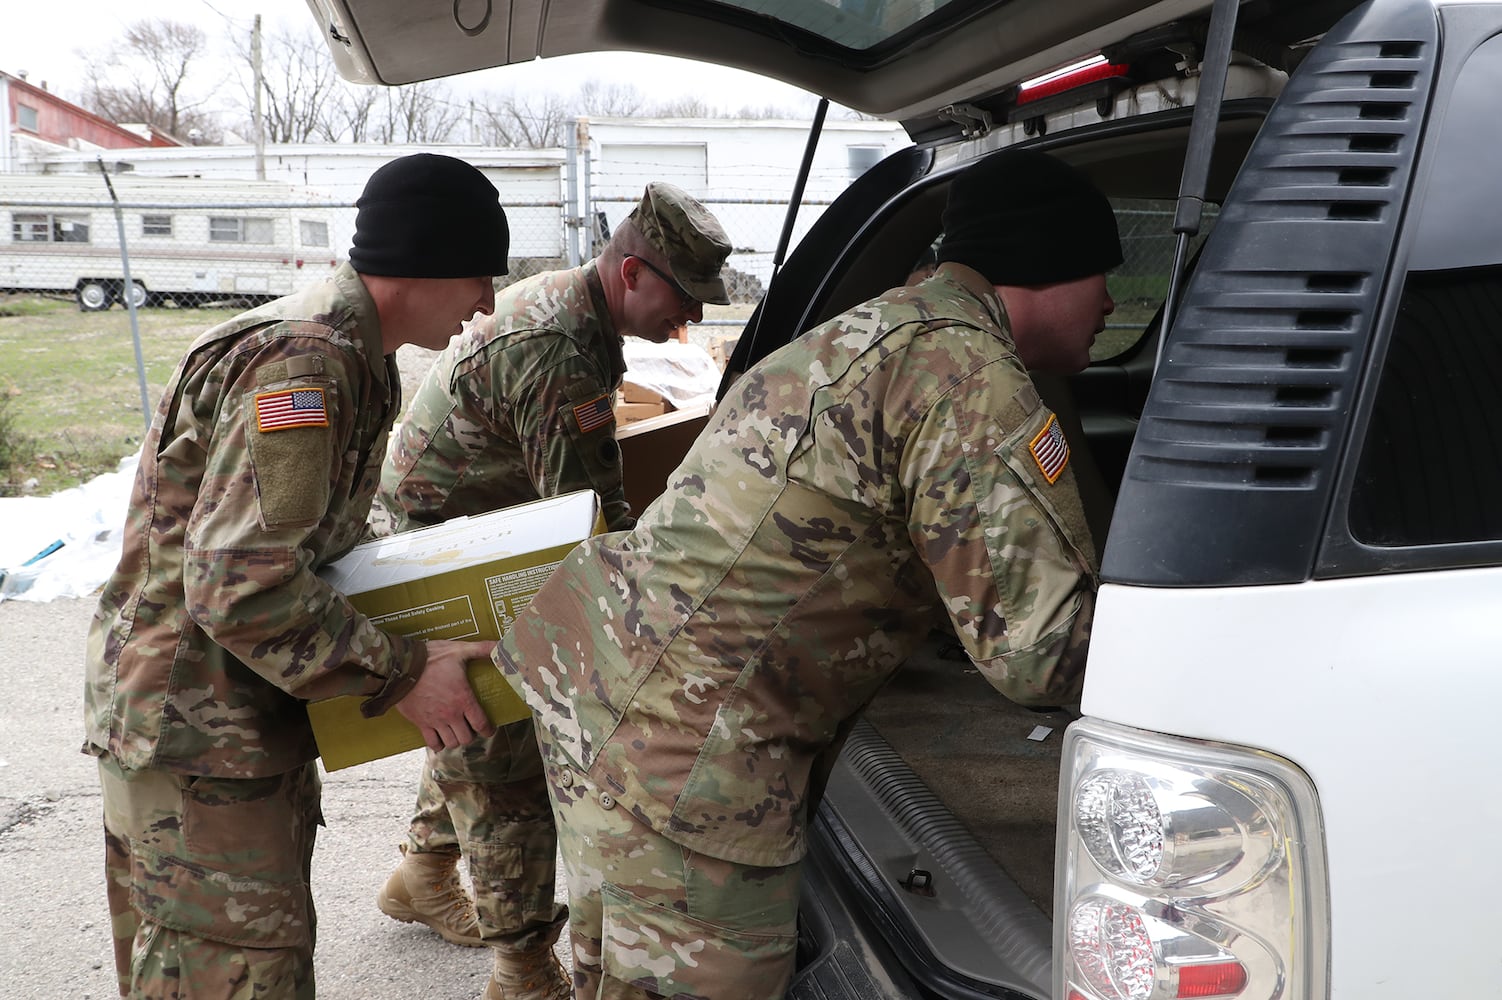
[307, 489, 604, 771]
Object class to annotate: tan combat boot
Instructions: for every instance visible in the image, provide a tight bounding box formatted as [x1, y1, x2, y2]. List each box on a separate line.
[483, 941, 572, 1000]
[375, 849, 484, 948]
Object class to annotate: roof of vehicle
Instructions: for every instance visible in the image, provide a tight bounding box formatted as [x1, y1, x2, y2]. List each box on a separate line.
[304, 0, 1364, 123]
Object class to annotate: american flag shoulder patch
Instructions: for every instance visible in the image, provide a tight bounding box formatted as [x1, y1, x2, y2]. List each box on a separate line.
[572, 393, 615, 434]
[1029, 413, 1070, 484]
[255, 386, 328, 433]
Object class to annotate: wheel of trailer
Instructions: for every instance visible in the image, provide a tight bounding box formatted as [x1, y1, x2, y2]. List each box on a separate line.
[120, 280, 148, 310]
[77, 280, 112, 312]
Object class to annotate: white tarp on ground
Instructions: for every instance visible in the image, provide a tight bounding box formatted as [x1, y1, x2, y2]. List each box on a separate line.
[0, 454, 135, 603]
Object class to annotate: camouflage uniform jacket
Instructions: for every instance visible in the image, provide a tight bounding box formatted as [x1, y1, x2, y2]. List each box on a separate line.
[84, 264, 423, 779]
[371, 262, 633, 534]
[498, 263, 1099, 867]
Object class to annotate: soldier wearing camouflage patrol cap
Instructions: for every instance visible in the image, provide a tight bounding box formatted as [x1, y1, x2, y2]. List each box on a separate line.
[368, 182, 731, 1000]
[83, 153, 509, 999]
[492, 147, 1119, 999]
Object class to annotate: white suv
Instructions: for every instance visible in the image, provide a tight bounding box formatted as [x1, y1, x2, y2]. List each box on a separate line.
[307, 1, 1502, 997]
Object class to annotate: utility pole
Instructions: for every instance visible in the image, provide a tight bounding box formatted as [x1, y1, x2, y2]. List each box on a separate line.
[252, 14, 266, 180]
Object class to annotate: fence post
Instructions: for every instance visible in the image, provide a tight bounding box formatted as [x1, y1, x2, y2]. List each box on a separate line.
[563, 122, 582, 267]
[581, 117, 595, 255]
[95, 158, 151, 437]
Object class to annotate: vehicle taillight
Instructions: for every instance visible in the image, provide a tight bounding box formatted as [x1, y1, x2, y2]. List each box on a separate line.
[1177, 962, 1247, 998]
[1067, 895, 1249, 1000]
[1056, 721, 1328, 1000]
[1074, 768, 1263, 888]
[1067, 897, 1155, 998]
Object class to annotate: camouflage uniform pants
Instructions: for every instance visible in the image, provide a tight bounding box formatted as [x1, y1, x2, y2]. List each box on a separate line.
[539, 744, 801, 1000]
[97, 755, 320, 999]
[408, 716, 566, 951]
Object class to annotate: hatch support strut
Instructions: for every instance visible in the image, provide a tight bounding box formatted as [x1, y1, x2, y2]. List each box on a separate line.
[733, 97, 829, 376]
[1156, 0, 1240, 373]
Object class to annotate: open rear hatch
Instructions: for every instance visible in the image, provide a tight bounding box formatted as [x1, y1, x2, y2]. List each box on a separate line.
[304, 0, 1360, 127]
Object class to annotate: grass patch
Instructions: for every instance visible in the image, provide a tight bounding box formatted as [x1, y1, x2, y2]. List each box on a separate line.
[0, 294, 72, 319]
[0, 390, 36, 475]
[0, 295, 208, 495]
[0, 296, 752, 497]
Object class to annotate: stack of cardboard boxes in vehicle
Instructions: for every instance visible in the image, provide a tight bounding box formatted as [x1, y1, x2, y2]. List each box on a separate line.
[615, 382, 672, 424]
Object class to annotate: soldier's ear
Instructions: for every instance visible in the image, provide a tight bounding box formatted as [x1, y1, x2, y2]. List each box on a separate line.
[620, 255, 645, 292]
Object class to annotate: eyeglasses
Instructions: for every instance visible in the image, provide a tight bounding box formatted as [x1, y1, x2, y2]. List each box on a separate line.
[628, 255, 696, 309]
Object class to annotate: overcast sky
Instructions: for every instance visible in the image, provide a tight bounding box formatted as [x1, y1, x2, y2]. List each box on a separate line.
[0, 0, 818, 113]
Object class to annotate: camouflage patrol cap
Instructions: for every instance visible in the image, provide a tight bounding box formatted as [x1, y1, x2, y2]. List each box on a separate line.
[625, 182, 732, 306]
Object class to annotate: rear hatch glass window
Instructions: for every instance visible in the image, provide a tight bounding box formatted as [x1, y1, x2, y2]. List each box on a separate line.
[706, 0, 981, 50]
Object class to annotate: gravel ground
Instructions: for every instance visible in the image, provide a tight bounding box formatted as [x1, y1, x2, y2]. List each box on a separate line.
[0, 595, 568, 1000]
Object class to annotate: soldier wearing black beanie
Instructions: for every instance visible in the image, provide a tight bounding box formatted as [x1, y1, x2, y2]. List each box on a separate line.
[937, 148, 1121, 286]
[85, 157, 517, 1000]
[350, 153, 510, 279]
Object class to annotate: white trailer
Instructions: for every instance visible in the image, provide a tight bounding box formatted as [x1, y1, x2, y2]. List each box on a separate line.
[0, 173, 353, 310]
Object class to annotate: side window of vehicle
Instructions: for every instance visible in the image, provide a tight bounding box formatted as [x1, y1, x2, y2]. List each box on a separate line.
[1347, 265, 1502, 546]
[1097, 198, 1218, 362]
[1346, 32, 1502, 548]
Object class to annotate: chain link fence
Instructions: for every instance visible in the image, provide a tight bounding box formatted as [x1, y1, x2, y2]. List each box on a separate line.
[0, 160, 1201, 371]
[0, 169, 565, 312]
[1095, 200, 1218, 359]
[587, 191, 834, 366]
[589, 194, 832, 303]
[587, 191, 1203, 365]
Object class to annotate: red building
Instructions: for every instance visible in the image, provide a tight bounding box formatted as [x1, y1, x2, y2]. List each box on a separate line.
[2, 70, 179, 173]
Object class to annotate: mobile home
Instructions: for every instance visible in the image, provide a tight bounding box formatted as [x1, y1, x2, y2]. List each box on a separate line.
[0, 173, 352, 310]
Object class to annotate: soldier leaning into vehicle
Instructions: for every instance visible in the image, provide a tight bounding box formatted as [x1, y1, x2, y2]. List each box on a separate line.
[493, 148, 1120, 1000]
[82, 153, 509, 1000]
[369, 182, 733, 1000]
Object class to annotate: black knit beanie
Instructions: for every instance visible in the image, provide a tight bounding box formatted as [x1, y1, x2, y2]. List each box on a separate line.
[937, 148, 1121, 286]
[349, 154, 509, 278]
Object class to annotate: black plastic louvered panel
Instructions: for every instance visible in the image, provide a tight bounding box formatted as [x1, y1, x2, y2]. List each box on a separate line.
[1101, 0, 1441, 587]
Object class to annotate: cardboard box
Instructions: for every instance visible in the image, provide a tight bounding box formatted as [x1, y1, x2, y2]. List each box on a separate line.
[617, 403, 712, 516]
[307, 490, 602, 771]
[615, 399, 670, 424]
[620, 381, 667, 404]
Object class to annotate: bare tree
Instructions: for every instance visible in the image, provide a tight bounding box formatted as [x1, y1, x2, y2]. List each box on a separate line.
[82, 15, 825, 149]
[363, 82, 465, 143]
[80, 19, 223, 142]
[240, 22, 344, 143]
[322, 84, 382, 144]
[578, 80, 647, 118]
[653, 95, 716, 118]
[729, 101, 809, 119]
[472, 90, 572, 148]
[223, 19, 471, 144]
